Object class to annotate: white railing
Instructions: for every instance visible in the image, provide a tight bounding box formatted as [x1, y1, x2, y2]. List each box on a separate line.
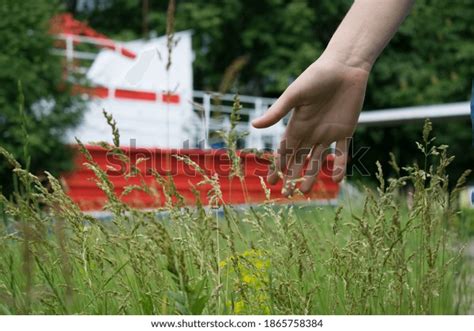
[54, 33, 122, 62]
[192, 90, 283, 149]
[191, 90, 471, 149]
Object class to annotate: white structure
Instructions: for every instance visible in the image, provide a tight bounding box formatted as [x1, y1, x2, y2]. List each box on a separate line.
[58, 30, 287, 150]
[67, 31, 201, 148]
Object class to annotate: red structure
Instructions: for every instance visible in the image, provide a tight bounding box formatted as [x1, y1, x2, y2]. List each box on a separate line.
[62, 146, 339, 211]
[51, 13, 137, 58]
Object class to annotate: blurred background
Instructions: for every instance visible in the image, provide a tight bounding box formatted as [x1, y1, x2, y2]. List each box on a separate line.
[0, 0, 473, 198]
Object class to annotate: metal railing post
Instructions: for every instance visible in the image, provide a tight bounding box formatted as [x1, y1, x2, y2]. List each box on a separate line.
[253, 98, 263, 149]
[65, 35, 74, 67]
[203, 93, 211, 149]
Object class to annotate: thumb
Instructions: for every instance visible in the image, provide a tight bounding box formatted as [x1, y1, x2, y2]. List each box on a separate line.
[251, 90, 295, 128]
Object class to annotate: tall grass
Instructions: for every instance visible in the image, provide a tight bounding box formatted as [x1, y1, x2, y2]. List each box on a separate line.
[0, 101, 472, 314]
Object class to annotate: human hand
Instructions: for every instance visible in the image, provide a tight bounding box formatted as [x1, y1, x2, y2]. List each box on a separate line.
[251, 55, 369, 196]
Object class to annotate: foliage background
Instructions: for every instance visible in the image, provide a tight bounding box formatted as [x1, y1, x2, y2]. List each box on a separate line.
[0, 0, 84, 194]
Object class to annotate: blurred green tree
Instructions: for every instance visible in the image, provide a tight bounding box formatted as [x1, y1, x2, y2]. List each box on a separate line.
[0, 0, 84, 194]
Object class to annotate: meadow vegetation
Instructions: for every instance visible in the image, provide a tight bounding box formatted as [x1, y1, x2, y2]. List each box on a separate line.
[0, 96, 472, 315]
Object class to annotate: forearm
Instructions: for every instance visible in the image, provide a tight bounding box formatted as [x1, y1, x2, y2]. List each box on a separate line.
[323, 0, 414, 72]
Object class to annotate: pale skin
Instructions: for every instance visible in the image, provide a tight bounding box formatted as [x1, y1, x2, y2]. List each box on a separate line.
[251, 0, 415, 196]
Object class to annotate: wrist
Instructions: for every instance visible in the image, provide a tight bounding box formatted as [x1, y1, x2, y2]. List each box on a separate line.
[320, 46, 374, 73]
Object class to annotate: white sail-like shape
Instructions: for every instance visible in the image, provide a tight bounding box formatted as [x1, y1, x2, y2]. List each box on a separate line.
[69, 31, 200, 148]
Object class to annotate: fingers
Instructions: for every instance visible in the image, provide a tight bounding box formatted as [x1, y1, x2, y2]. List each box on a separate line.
[267, 149, 285, 185]
[267, 138, 350, 194]
[282, 145, 312, 197]
[299, 144, 328, 194]
[268, 154, 283, 185]
[267, 133, 296, 185]
[251, 90, 295, 128]
[332, 138, 350, 183]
